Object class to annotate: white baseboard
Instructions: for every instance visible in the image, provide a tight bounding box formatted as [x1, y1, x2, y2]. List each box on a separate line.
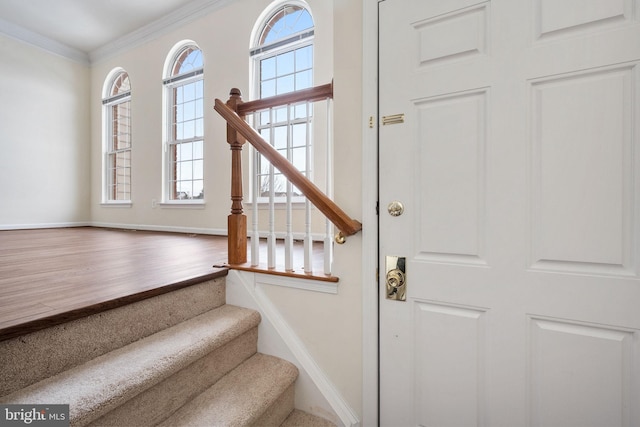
[226, 270, 360, 427]
[0, 222, 228, 236]
[1, 222, 329, 243]
[89, 222, 227, 236]
[254, 273, 338, 295]
[0, 222, 91, 230]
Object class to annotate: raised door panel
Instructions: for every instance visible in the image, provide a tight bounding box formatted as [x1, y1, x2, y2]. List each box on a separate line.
[414, 302, 487, 426]
[529, 317, 637, 427]
[415, 89, 487, 265]
[534, 0, 634, 40]
[530, 64, 638, 276]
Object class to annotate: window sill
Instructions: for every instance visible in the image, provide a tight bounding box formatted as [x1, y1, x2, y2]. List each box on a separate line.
[101, 201, 132, 208]
[158, 200, 206, 209]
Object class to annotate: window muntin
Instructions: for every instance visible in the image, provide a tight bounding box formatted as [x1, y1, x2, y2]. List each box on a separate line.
[103, 71, 131, 202]
[164, 45, 204, 201]
[252, 5, 314, 54]
[252, 4, 314, 198]
[259, 44, 313, 97]
[255, 102, 311, 197]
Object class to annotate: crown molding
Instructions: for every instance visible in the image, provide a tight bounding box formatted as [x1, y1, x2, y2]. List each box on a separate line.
[89, 0, 234, 64]
[0, 17, 90, 65]
[0, 0, 234, 66]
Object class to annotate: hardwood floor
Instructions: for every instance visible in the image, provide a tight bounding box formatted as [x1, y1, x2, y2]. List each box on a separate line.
[0, 227, 333, 341]
[0, 227, 229, 340]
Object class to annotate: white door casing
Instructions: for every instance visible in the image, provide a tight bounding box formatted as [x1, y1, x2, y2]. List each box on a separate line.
[379, 1, 640, 426]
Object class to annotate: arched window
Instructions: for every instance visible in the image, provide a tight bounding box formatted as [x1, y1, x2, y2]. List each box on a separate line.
[251, 3, 314, 197]
[102, 69, 132, 202]
[163, 42, 204, 201]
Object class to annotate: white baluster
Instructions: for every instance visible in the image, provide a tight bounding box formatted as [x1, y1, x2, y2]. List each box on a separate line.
[324, 98, 334, 275]
[304, 101, 313, 273]
[285, 104, 294, 271]
[267, 108, 276, 269]
[251, 142, 259, 267]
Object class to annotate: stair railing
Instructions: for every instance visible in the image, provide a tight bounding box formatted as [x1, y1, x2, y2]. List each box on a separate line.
[214, 83, 362, 276]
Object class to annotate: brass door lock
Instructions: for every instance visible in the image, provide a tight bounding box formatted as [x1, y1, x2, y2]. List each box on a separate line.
[385, 256, 406, 301]
[387, 201, 404, 217]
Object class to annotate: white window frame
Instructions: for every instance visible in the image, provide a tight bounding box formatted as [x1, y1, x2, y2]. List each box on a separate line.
[250, 2, 315, 205]
[162, 42, 205, 206]
[102, 69, 132, 206]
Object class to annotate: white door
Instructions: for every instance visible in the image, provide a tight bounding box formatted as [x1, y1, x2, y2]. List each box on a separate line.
[379, 1, 640, 426]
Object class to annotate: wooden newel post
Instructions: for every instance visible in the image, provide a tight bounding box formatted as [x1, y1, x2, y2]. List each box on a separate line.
[226, 88, 247, 264]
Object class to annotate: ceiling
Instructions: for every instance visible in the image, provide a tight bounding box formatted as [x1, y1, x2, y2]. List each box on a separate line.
[0, 0, 225, 62]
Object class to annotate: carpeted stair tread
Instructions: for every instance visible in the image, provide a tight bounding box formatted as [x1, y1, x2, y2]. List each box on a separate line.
[0, 304, 260, 427]
[159, 353, 299, 427]
[280, 409, 336, 427]
[0, 278, 227, 398]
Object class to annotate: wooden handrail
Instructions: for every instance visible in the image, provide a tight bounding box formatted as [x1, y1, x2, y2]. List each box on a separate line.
[214, 96, 362, 239]
[237, 82, 334, 115]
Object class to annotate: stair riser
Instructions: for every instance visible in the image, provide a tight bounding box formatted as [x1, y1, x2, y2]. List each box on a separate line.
[252, 384, 296, 427]
[158, 353, 298, 427]
[87, 327, 258, 427]
[0, 278, 226, 397]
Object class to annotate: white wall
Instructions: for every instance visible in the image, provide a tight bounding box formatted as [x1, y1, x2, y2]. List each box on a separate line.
[0, 35, 91, 227]
[89, 0, 364, 417]
[0, 0, 365, 419]
[90, 0, 334, 234]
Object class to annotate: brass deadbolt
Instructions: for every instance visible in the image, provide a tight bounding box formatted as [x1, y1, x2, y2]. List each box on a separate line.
[387, 201, 404, 217]
[386, 268, 406, 290]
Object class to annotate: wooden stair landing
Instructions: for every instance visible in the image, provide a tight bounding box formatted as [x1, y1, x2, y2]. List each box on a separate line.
[0, 227, 333, 341]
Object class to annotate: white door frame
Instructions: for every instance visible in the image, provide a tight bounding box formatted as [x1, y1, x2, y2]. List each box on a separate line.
[361, 0, 380, 426]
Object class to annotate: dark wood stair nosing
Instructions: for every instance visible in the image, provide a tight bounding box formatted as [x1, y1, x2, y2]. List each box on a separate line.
[0, 269, 228, 342]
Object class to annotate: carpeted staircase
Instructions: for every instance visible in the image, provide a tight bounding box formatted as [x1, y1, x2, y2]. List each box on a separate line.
[0, 277, 335, 426]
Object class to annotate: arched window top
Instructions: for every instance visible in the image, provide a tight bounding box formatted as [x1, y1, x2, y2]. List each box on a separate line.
[171, 46, 203, 77]
[110, 71, 130, 96]
[259, 5, 313, 46]
[103, 68, 130, 103]
[164, 41, 203, 83]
